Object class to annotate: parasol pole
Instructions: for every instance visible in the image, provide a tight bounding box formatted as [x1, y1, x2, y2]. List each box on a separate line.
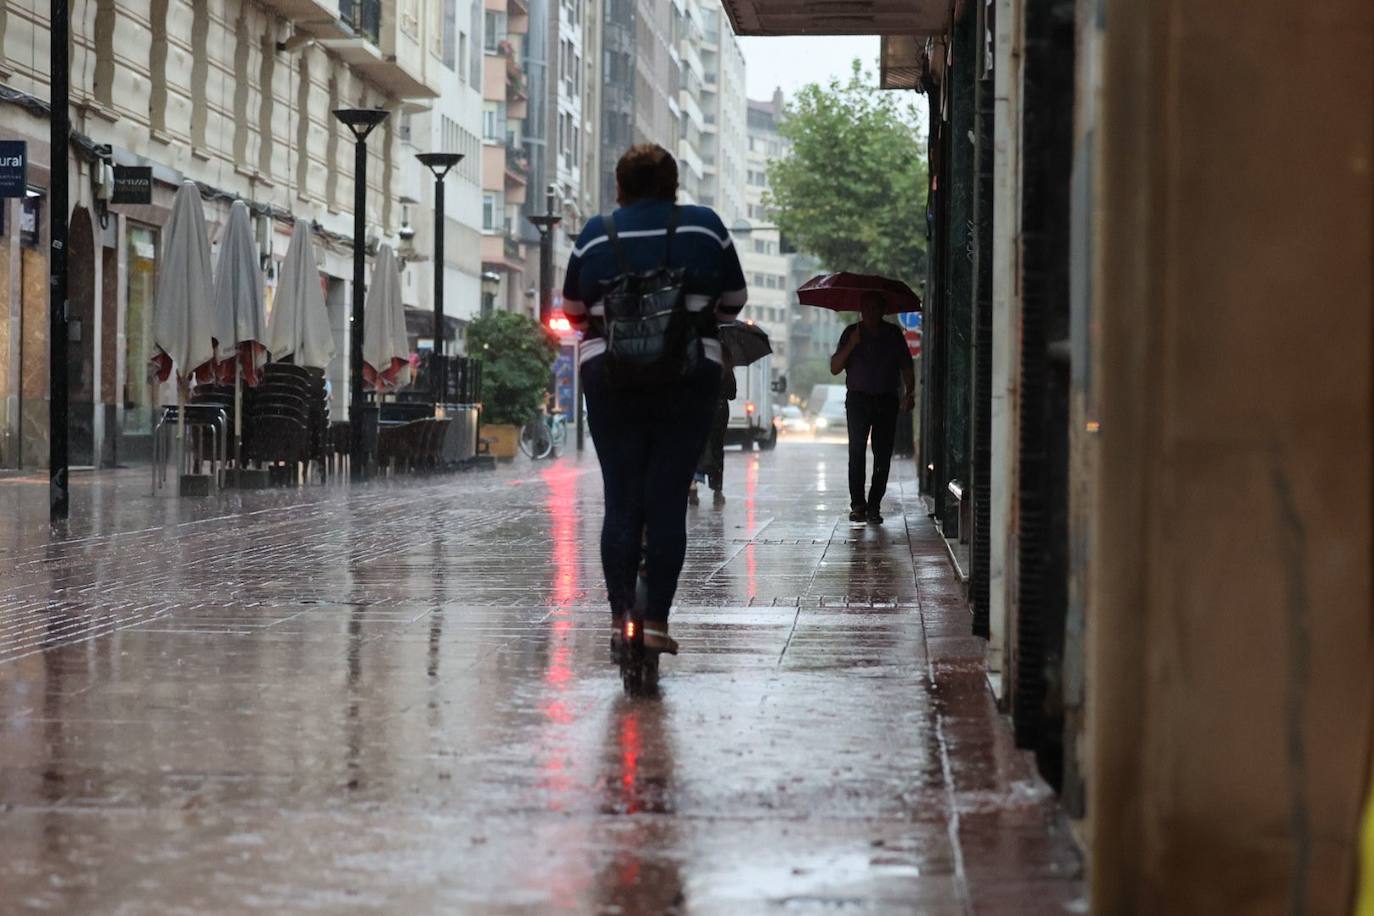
[177, 373, 186, 495]
[235, 354, 243, 470]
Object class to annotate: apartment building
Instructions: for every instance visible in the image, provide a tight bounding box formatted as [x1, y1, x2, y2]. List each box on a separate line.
[691, 1, 747, 227]
[480, 0, 533, 313]
[0, 0, 440, 468]
[598, 0, 679, 210]
[548, 0, 591, 293]
[407, 0, 487, 354]
[739, 92, 792, 379]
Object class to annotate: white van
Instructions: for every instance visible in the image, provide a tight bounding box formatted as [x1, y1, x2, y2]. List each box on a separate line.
[726, 353, 779, 450]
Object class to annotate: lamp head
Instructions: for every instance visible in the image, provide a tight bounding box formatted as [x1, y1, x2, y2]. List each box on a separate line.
[333, 108, 389, 140]
[416, 152, 465, 178]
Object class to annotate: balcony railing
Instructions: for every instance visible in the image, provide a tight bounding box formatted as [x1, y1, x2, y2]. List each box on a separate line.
[505, 143, 530, 178]
[339, 0, 381, 44]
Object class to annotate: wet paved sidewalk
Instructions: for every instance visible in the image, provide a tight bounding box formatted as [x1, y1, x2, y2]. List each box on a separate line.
[0, 442, 1082, 914]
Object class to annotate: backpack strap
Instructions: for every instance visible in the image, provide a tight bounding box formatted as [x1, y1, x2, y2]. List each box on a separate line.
[603, 213, 630, 274]
[661, 205, 681, 269]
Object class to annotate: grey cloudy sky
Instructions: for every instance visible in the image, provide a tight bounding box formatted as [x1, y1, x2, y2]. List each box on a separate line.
[738, 35, 881, 104]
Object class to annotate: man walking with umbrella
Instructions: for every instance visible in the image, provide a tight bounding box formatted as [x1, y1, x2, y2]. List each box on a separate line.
[830, 291, 916, 524]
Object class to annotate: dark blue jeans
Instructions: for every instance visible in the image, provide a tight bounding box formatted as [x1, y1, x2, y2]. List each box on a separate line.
[584, 355, 720, 623]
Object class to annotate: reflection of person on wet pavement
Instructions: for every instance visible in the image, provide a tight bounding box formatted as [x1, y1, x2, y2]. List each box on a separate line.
[593, 699, 684, 912]
[829, 291, 916, 525]
[563, 144, 748, 655]
[690, 348, 735, 508]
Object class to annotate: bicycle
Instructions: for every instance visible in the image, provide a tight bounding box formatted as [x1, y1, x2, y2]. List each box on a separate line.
[518, 409, 567, 459]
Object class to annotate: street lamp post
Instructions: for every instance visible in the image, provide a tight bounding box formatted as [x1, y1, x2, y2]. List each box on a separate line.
[415, 152, 464, 405]
[527, 185, 572, 446]
[50, 0, 71, 522]
[333, 107, 388, 482]
[526, 184, 561, 326]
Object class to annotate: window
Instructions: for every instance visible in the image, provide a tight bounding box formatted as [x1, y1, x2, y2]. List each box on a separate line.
[470, 0, 483, 85]
[459, 32, 468, 80]
[484, 12, 500, 50]
[483, 105, 499, 140]
[443, 0, 457, 68]
[483, 193, 497, 230]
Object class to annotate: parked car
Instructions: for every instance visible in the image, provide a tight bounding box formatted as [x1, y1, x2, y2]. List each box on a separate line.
[779, 405, 811, 434]
[809, 396, 848, 436]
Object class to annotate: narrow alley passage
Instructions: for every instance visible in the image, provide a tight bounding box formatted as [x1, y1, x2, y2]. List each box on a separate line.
[0, 443, 1081, 914]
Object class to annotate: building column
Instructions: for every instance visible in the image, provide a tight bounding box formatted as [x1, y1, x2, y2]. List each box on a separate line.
[1087, 0, 1373, 910]
[940, 7, 976, 538]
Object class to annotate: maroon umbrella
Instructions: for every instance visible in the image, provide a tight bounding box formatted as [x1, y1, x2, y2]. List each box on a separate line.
[796, 272, 922, 314]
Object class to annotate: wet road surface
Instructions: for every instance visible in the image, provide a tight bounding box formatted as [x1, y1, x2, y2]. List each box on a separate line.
[0, 443, 1082, 913]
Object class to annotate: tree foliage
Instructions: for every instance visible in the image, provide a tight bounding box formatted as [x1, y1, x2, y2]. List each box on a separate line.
[766, 63, 928, 290]
[468, 311, 558, 425]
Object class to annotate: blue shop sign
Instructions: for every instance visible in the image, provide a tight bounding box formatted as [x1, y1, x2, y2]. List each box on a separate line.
[0, 141, 27, 197]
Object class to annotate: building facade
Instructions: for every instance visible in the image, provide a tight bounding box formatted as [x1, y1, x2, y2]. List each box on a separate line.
[408, 0, 487, 354]
[0, 0, 440, 469]
[738, 92, 791, 380]
[480, 0, 533, 314]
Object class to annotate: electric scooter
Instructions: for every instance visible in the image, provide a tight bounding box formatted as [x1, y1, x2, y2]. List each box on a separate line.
[616, 552, 660, 695]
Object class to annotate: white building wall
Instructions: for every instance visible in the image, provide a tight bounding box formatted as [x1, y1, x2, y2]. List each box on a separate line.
[409, 0, 488, 350]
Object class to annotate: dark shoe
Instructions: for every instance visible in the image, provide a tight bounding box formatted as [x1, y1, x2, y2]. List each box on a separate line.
[642, 623, 679, 655]
[849, 507, 867, 522]
[712, 489, 726, 507]
[866, 510, 884, 525]
[688, 485, 700, 506]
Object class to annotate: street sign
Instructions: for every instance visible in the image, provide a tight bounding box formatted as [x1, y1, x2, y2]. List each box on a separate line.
[111, 165, 153, 205]
[553, 344, 577, 416]
[899, 311, 922, 357]
[0, 141, 28, 197]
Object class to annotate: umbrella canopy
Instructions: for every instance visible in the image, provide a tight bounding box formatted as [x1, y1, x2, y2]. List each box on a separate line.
[363, 244, 411, 391]
[718, 320, 772, 367]
[796, 272, 922, 314]
[210, 200, 269, 385]
[268, 220, 336, 370]
[152, 181, 216, 382]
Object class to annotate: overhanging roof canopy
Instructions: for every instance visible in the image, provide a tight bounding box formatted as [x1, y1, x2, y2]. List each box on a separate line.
[721, 0, 947, 36]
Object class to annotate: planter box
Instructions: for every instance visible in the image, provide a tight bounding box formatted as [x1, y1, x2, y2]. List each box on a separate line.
[483, 423, 520, 460]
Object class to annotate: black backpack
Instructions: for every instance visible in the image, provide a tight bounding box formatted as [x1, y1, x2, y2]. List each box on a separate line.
[598, 206, 700, 388]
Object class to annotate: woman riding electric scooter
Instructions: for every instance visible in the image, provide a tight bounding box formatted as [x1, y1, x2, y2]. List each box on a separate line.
[561, 144, 748, 672]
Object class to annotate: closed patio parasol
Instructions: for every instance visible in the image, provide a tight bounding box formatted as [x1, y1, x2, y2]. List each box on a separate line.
[796, 272, 922, 314]
[151, 182, 216, 492]
[267, 220, 336, 371]
[363, 244, 412, 391]
[211, 200, 268, 469]
[152, 181, 216, 384]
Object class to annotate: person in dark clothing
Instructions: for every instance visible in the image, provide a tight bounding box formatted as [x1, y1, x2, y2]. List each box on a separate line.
[690, 349, 735, 508]
[563, 144, 748, 654]
[829, 291, 917, 524]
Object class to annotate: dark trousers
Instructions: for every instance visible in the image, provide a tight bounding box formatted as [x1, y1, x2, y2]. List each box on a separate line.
[584, 356, 720, 623]
[845, 391, 899, 511]
[696, 400, 729, 490]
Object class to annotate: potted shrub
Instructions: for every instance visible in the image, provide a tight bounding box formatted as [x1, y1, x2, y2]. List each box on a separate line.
[469, 311, 558, 459]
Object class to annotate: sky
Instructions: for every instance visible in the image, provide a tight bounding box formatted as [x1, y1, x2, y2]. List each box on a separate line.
[738, 36, 881, 104]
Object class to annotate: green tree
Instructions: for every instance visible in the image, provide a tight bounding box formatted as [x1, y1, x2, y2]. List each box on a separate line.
[766, 62, 928, 289]
[468, 311, 558, 425]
